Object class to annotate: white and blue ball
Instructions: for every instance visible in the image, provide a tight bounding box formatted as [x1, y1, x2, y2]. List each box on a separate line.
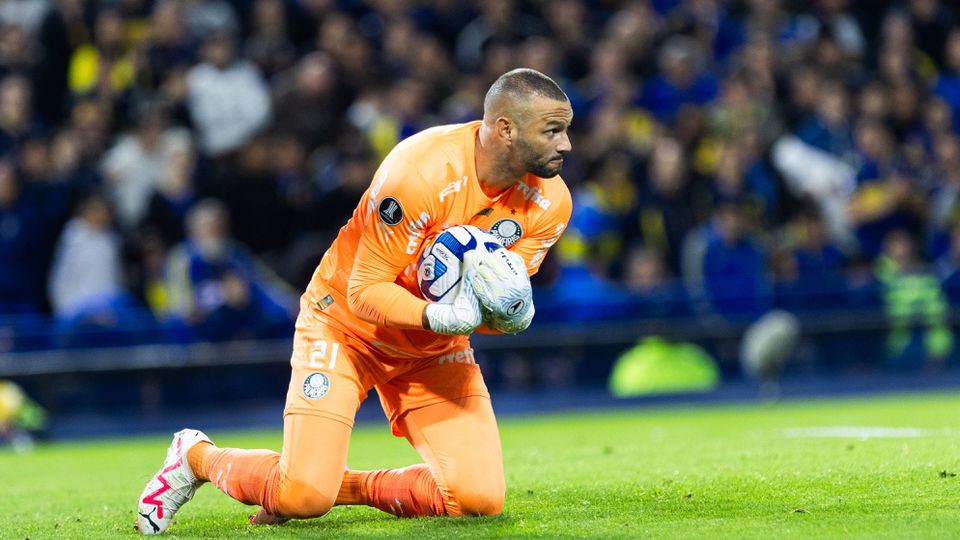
[418, 225, 503, 303]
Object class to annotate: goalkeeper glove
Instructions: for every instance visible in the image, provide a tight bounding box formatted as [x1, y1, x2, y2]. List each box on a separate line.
[423, 256, 483, 335]
[469, 248, 535, 333]
[486, 300, 535, 333]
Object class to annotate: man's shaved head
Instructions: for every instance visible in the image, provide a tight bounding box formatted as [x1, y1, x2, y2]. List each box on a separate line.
[483, 68, 569, 121]
[478, 68, 573, 182]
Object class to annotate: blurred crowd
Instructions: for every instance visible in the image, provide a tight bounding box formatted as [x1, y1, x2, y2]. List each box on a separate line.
[0, 0, 958, 367]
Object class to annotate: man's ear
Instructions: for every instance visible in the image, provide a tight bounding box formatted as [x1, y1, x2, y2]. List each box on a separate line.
[496, 117, 513, 145]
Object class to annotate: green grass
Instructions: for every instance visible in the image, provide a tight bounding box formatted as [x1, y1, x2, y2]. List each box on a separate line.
[1, 392, 959, 539]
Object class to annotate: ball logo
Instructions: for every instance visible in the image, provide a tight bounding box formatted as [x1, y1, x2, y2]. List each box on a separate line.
[302, 372, 330, 399]
[506, 299, 525, 316]
[378, 196, 404, 226]
[420, 257, 435, 281]
[490, 218, 523, 247]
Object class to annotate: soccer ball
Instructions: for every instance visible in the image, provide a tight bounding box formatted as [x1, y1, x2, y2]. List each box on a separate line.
[418, 225, 503, 303]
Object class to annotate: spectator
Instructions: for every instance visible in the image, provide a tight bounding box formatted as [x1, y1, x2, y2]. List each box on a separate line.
[140, 140, 196, 246]
[927, 134, 960, 244]
[138, 0, 194, 92]
[46, 192, 125, 317]
[0, 23, 40, 77]
[67, 8, 134, 103]
[848, 119, 924, 259]
[567, 150, 636, 273]
[933, 27, 960, 128]
[270, 52, 348, 150]
[816, 0, 865, 62]
[622, 246, 686, 319]
[182, 0, 239, 42]
[624, 136, 697, 273]
[34, 0, 86, 125]
[908, 0, 953, 69]
[639, 35, 718, 124]
[0, 75, 40, 156]
[46, 191, 152, 347]
[875, 229, 953, 368]
[0, 161, 44, 314]
[100, 103, 191, 233]
[709, 141, 778, 225]
[700, 199, 770, 318]
[202, 136, 292, 255]
[456, 0, 542, 72]
[794, 79, 854, 160]
[782, 64, 822, 130]
[163, 199, 295, 342]
[936, 220, 960, 305]
[775, 206, 847, 311]
[186, 31, 270, 158]
[244, 0, 296, 79]
[793, 207, 847, 290]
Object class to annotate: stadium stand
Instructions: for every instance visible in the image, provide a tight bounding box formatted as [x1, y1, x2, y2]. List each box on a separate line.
[2, 0, 960, 423]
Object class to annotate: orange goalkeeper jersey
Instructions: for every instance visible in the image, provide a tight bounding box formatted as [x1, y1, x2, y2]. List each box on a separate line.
[302, 121, 572, 360]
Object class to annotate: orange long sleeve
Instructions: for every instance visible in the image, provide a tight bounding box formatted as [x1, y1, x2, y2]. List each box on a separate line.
[347, 230, 429, 330]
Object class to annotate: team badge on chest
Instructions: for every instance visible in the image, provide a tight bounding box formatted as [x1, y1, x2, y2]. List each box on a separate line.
[490, 218, 523, 247]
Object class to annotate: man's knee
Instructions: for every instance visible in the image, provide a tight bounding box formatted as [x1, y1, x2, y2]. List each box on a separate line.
[273, 482, 335, 519]
[448, 483, 505, 516]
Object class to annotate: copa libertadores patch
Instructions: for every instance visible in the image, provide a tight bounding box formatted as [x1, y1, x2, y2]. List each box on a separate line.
[302, 372, 330, 399]
[378, 196, 404, 226]
[490, 218, 523, 247]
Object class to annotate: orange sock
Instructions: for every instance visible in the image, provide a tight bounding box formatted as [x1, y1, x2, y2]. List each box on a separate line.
[186, 442, 213, 481]
[188, 443, 283, 513]
[336, 465, 446, 517]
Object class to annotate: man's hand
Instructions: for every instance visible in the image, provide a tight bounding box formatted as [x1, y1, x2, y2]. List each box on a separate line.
[485, 301, 535, 333]
[422, 263, 483, 335]
[469, 248, 535, 333]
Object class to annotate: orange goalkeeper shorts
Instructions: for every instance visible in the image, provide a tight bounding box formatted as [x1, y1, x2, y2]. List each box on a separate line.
[283, 308, 490, 437]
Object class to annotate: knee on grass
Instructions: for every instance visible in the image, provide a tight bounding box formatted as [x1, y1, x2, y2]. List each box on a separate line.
[447, 487, 505, 517]
[273, 484, 335, 519]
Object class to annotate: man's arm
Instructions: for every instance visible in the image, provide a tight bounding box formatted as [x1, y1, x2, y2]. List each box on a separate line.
[344, 160, 482, 335]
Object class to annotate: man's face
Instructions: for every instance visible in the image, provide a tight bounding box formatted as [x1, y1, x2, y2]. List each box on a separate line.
[512, 96, 573, 178]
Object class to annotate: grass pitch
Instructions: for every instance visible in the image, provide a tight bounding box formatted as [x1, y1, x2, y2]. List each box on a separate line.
[1, 391, 959, 539]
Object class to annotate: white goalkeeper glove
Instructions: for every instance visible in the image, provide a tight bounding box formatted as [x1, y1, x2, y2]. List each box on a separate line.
[486, 300, 535, 333]
[469, 248, 535, 333]
[423, 261, 483, 335]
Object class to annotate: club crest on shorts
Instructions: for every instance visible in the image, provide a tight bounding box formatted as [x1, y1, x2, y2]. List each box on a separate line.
[490, 218, 523, 247]
[378, 196, 404, 226]
[302, 372, 330, 399]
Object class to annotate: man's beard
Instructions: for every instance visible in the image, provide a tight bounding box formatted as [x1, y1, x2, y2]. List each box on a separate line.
[526, 157, 563, 178]
[518, 139, 563, 178]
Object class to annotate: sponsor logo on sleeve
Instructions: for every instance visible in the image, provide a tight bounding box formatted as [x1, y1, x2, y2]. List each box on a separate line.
[490, 218, 523, 248]
[405, 212, 431, 254]
[439, 177, 467, 202]
[378, 196, 404, 226]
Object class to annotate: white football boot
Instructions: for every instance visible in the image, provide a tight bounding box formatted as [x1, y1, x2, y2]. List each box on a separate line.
[136, 429, 211, 535]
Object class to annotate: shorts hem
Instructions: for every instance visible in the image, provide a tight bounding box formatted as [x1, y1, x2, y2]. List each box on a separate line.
[283, 408, 356, 428]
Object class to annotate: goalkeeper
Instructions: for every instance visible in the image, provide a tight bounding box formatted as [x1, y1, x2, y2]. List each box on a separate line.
[136, 68, 572, 534]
